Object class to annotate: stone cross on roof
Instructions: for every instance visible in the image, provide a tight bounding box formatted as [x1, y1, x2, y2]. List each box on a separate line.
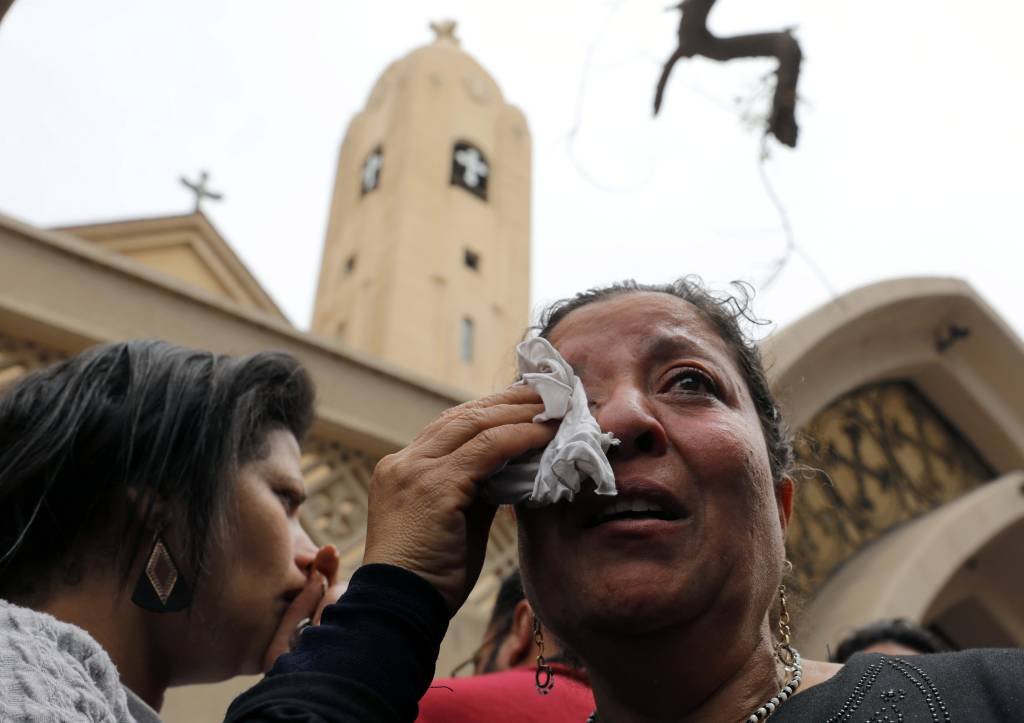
[180, 170, 224, 213]
[429, 19, 460, 46]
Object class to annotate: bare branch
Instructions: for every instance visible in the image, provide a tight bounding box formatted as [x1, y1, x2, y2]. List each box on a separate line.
[654, 0, 803, 147]
[654, 50, 687, 115]
[0, 0, 16, 25]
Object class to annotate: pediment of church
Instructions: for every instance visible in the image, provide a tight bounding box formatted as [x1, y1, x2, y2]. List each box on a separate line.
[55, 212, 287, 322]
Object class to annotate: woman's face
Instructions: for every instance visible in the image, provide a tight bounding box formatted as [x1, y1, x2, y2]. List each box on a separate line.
[517, 293, 791, 646]
[173, 428, 317, 681]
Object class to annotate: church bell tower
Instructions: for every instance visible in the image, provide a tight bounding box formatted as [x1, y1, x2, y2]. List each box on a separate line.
[312, 21, 531, 395]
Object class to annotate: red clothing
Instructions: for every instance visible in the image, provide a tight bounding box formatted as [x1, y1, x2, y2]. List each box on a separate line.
[418, 664, 594, 723]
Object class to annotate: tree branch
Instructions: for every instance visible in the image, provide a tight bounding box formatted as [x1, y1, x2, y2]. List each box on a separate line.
[653, 0, 803, 147]
[1, 0, 17, 26]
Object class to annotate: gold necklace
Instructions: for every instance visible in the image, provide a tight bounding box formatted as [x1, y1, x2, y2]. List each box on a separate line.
[585, 648, 803, 723]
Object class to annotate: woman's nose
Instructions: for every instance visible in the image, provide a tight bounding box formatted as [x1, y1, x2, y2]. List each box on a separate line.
[293, 527, 318, 571]
[595, 386, 668, 459]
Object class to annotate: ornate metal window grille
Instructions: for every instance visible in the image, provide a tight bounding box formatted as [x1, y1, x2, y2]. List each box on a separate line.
[787, 380, 994, 597]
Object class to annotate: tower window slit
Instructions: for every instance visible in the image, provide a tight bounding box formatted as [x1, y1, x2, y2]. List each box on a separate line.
[460, 317, 475, 363]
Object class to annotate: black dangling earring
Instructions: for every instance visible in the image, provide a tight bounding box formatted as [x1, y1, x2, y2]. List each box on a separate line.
[534, 616, 555, 695]
[131, 534, 192, 613]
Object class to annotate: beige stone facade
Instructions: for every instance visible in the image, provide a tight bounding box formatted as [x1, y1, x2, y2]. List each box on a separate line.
[311, 23, 531, 397]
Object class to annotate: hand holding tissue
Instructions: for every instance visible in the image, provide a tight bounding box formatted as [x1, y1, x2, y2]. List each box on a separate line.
[482, 337, 619, 506]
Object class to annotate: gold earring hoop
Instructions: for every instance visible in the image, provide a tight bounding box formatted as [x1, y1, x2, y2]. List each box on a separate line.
[533, 616, 555, 695]
[776, 584, 796, 669]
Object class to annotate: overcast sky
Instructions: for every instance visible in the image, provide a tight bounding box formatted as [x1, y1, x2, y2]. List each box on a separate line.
[2, 0, 1022, 343]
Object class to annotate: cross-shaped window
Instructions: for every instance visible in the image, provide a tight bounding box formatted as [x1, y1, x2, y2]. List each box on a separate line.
[451, 141, 489, 200]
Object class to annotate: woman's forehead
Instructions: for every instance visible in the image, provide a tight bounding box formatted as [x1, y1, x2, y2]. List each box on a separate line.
[549, 292, 715, 349]
[548, 292, 747, 386]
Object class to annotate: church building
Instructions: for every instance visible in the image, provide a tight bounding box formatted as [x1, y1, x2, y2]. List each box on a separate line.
[1, 19, 1022, 722]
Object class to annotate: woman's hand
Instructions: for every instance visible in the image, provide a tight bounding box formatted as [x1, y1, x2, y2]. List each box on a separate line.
[362, 385, 556, 616]
[262, 544, 346, 671]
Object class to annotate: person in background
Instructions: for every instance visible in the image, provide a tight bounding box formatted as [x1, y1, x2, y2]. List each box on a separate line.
[457, 570, 549, 676]
[0, 340, 345, 722]
[832, 618, 949, 663]
[416, 569, 594, 722]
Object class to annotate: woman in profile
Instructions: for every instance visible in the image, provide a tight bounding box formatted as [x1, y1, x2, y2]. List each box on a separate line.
[0, 340, 344, 721]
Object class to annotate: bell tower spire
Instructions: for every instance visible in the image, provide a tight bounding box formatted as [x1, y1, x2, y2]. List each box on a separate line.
[312, 23, 531, 395]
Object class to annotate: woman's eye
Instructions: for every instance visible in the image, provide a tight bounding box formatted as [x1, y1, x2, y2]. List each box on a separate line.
[275, 489, 302, 513]
[669, 369, 717, 396]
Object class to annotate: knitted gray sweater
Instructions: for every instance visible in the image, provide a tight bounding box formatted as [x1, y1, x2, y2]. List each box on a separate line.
[0, 599, 159, 722]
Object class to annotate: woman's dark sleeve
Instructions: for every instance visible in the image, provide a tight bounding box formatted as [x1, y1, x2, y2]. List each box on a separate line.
[224, 563, 450, 723]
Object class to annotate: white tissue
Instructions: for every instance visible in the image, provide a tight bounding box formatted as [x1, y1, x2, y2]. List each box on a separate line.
[482, 337, 618, 506]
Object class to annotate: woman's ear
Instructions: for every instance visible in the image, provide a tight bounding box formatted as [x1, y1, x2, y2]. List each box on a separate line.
[495, 599, 537, 670]
[125, 486, 171, 529]
[775, 476, 795, 537]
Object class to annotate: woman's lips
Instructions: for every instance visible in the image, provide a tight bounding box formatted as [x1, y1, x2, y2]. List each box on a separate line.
[584, 505, 681, 529]
[586, 516, 686, 537]
[577, 478, 688, 529]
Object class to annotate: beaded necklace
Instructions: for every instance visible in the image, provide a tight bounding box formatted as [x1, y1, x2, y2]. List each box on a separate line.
[585, 648, 802, 723]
